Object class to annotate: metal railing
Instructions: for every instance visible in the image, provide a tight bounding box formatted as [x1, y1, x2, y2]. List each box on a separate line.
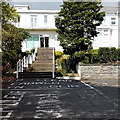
[52, 47, 55, 78]
[16, 47, 38, 78]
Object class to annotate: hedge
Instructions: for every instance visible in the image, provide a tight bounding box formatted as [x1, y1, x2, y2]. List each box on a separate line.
[91, 47, 120, 63]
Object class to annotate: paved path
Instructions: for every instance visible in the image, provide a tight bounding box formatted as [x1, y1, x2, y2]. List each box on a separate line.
[1, 78, 120, 119]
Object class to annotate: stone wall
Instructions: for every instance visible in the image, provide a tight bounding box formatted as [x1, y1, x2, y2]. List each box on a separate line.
[78, 64, 120, 80]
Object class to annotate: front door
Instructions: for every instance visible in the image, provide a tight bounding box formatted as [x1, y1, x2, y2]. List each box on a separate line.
[40, 36, 49, 47]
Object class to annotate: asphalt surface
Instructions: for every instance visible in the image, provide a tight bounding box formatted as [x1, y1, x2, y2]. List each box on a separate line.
[1, 78, 120, 120]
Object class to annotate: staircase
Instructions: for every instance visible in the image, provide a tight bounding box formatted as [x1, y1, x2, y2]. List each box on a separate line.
[18, 47, 55, 78]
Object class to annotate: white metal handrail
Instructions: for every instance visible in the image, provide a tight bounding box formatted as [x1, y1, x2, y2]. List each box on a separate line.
[52, 47, 55, 78]
[16, 46, 38, 78]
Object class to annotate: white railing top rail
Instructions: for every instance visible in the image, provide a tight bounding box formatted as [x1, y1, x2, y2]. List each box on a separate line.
[16, 46, 38, 78]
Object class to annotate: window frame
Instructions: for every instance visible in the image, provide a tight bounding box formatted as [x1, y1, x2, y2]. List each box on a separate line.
[30, 15, 37, 27]
[44, 15, 48, 23]
[111, 17, 116, 25]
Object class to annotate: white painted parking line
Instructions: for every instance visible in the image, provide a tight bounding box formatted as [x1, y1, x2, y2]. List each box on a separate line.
[81, 81, 118, 107]
[0, 110, 13, 119]
[0, 102, 19, 106]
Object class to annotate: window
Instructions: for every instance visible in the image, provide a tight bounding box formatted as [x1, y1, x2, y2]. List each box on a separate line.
[55, 35, 58, 40]
[27, 34, 39, 49]
[102, 17, 106, 25]
[18, 7, 22, 9]
[97, 30, 102, 36]
[14, 22, 20, 27]
[111, 17, 116, 25]
[104, 30, 108, 32]
[54, 15, 57, 19]
[31, 15, 37, 27]
[44, 15, 48, 23]
[104, 29, 109, 35]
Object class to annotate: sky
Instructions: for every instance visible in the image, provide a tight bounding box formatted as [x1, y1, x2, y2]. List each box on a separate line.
[7, 0, 119, 10]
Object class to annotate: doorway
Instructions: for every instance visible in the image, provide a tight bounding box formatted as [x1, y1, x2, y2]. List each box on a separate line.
[40, 35, 49, 47]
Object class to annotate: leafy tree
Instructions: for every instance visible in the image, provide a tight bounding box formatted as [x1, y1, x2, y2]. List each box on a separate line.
[55, 1, 105, 72]
[1, 2, 30, 74]
[2, 2, 20, 30]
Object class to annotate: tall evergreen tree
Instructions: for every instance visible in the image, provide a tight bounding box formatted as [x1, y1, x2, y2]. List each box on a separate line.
[55, 1, 105, 71]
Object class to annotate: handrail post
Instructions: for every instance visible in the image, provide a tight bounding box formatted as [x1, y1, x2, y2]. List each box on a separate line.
[21, 59, 23, 71]
[52, 47, 55, 78]
[16, 46, 38, 79]
[16, 63, 18, 78]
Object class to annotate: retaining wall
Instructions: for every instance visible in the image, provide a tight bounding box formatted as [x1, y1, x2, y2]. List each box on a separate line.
[78, 64, 119, 80]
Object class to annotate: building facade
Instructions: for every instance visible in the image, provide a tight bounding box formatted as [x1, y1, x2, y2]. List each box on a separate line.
[13, 5, 119, 52]
[93, 7, 119, 49]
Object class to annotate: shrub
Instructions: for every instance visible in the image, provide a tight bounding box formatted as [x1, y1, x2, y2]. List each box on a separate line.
[91, 54, 100, 63]
[117, 48, 120, 61]
[31, 48, 35, 53]
[91, 49, 98, 54]
[25, 50, 32, 56]
[55, 51, 63, 59]
[81, 56, 89, 64]
[98, 47, 110, 63]
[56, 54, 69, 76]
[73, 51, 86, 62]
[109, 47, 117, 62]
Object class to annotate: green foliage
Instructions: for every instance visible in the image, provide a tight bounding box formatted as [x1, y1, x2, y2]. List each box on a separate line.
[73, 51, 85, 60]
[56, 54, 69, 76]
[55, 1, 105, 72]
[1, 2, 20, 29]
[55, 51, 63, 59]
[98, 47, 117, 63]
[91, 54, 100, 63]
[2, 24, 30, 52]
[25, 50, 31, 55]
[81, 56, 89, 64]
[98, 47, 110, 63]
[109, 47, 117, 62]
[90, 47, 120, 64]
[31, 48, 35, 54]
[117, 48, 120, 61]
[91, 49, 98, 54]
[1, 2, 30, 74]
[55, 1, 105, 55]
[2, 50, 19, 69]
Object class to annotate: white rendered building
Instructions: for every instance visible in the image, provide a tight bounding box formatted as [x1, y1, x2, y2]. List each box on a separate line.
[14, 5, 62, 52]
[13, 5, 119, 52]
[93, 7, 119, 49]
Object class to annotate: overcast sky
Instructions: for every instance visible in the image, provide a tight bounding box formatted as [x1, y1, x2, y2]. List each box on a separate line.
[7, 0, 120, 2]
[7, 0, 119, 10]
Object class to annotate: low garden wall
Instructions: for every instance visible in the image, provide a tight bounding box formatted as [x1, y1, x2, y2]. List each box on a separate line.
[78, 64, 120, 80]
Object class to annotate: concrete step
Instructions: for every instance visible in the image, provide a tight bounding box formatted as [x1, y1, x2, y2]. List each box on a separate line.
[32, 63, 53, 68]
[18, 72, 54, 78]
[37, 53, 53, 58]
[36, 56, 53, 60]
[38, 47, 53, 51]
[33, 68, 53, 72]
[35, 59, 53, 62]
[38, 50, 53, 54]
[34, 61, 52, 64]
[30, 47, 54, 73]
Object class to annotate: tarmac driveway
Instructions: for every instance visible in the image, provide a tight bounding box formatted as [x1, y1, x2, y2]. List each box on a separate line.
[1, 78, 120, 120]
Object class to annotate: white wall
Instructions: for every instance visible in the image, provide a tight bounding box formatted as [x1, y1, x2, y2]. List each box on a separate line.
[21, 30, 63, 52]
[15, 6, 119, 52]
[18, 11, 57, 29]
[93, 13, 118, 49]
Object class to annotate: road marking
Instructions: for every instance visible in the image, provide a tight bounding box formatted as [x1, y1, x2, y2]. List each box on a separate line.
[81, 81, 118, 107]
[0, 110, 13, 119]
